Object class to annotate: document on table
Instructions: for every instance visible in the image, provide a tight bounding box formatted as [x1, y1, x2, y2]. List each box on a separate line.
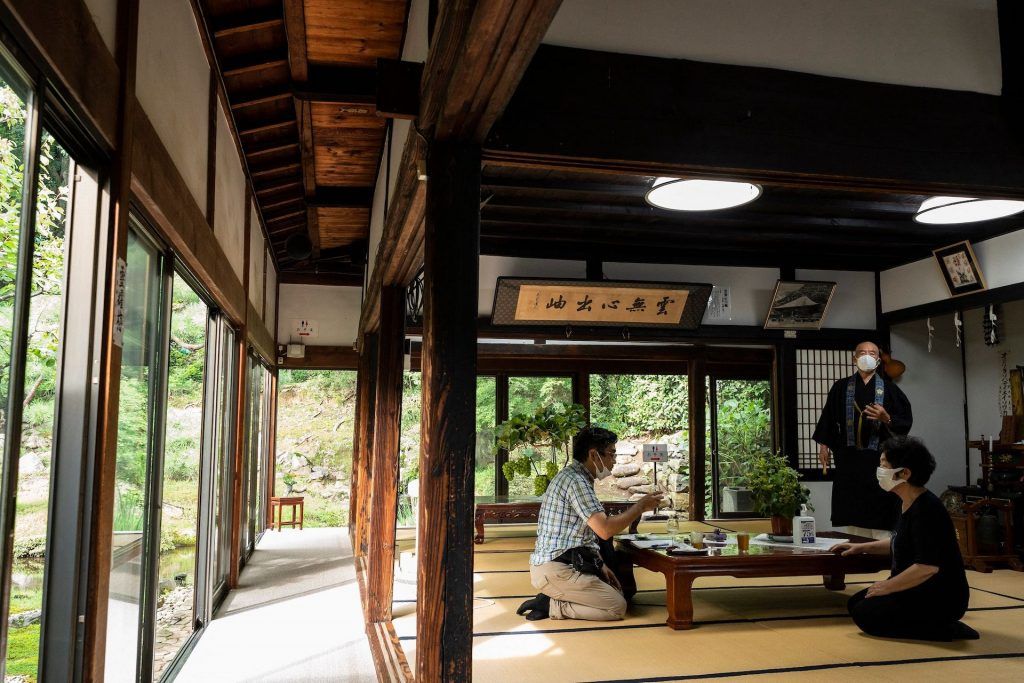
[630, 539, 673, 549]
[751, 534, 849, 551]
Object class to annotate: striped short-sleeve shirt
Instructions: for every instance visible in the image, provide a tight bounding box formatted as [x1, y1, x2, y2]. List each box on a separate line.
[530, 460, 606, 565]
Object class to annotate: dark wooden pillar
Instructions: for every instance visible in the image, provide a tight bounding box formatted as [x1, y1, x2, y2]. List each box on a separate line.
[416, 141, 480, 681]
[367, 287, 406, 621]
[688, 355, 707, 522]
[352, 333, 378, 557]
[84, 1, 139, 678]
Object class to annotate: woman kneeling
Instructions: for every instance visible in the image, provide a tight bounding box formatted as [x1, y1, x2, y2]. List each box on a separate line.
[833, 436, 978, 642]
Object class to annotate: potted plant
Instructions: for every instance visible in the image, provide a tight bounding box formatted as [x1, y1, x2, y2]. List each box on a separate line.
[496, 403, 587, 495]
[747, 451, 812, 535]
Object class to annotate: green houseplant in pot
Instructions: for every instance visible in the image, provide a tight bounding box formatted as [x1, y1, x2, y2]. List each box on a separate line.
[748, 451, 812, 536]
[497, 403, 587, 495]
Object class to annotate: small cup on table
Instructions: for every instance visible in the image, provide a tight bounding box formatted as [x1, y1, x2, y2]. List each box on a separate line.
[736, 532, 750, 552]
[689, 530, 704, 549]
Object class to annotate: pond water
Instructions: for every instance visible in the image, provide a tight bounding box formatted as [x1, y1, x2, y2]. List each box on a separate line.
[9, 544, 196, 601]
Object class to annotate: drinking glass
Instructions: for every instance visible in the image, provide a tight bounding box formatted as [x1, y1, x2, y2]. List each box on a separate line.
[736, 532, 750, 552]
[666, 513, 679, 535]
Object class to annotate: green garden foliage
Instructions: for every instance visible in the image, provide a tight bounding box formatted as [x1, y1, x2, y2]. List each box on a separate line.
[497, 403, 587, 494]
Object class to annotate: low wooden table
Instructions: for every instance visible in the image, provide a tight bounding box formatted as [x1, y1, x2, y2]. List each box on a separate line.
[619, 531, 889, 630]
[474, 496, 638, 544]
[270, 496, 304, 531]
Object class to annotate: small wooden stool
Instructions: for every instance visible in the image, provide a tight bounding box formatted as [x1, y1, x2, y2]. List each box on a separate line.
[271, 496, 304, 531]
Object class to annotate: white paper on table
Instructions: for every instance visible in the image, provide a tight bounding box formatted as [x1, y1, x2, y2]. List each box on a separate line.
[630, 539, 673, 549]
[751, 534, 849, 551]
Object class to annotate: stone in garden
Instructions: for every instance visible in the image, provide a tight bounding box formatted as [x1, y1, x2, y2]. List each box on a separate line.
[615, 443, 637, 456]
[628, 493, 646, 501]
[668, 474, 689, 492]
[162, 503, 183, 519]
[310, 467, 326, 480]
[7, 609, 41, 628]
[611, 463, 640, 477]
[615, 455, 635, 465]
[629, 484, 657, 494]
[614, 475, 648, 490]
[20, 455, 45, 474]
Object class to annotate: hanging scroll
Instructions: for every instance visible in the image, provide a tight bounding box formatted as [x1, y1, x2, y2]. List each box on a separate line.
[491, 278, 713, 329]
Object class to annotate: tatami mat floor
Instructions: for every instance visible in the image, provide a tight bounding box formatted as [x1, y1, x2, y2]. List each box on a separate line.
[393, 521, 1024, 682]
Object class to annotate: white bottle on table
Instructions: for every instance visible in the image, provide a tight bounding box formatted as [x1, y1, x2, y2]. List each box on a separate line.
[793, 505, 816, 544]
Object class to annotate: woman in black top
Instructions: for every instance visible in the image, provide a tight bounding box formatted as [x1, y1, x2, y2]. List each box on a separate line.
[833, 436, 978, 641]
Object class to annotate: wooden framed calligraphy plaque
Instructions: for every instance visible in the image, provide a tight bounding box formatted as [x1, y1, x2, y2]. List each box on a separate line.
[491, 278, 713, 329]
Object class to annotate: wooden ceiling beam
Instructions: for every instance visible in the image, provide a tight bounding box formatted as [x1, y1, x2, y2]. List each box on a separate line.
[293, 65, 378, 105]
[266, 209, 306, 224]
[239, 118, 294, 136]
[479, 219, 934, 251]
[261, 195, 305, 212]
[222, 57, 288, 78]
[246, 141, 300, 159]
[488, 45, 1024, 197]
[213, 18, 283, 40]
[279, 271, 363, 286]
[282, 0, 309, 83]
[479, 237, 906, 271]
[360, 0, 563, 338]
[255, 179, 303, 195]
[250, 163, 301, 180]
[231, 91, 292, 111]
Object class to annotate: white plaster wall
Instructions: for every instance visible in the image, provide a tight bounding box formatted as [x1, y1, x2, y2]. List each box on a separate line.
[368, 119, 412, 282]
[964, 299, 1024, 483]
[248, 204, 264, 313]
[478, 256, 587, 317]
[891, 313, 969, 490]
[795, 269, 876, 329]
[83, 0, 117, 54]
[603, 262, 779, 326]
[367, 0, 428, 282]
[277, 284, 363, 347]
[214, 105, 246, 282]
[880, 256, 950, 313]
[137, 0, 209, 211]
[264, 251, 277, 325]
[881, 227, 1024, 313]
[545, 0, 1001, 94]
[368, 126, 391, 282]
[403, 0, 430, 62]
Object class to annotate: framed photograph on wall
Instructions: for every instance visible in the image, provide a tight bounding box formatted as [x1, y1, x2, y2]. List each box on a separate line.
[764, 280, 837, 330]
[933, 240, 986, 297]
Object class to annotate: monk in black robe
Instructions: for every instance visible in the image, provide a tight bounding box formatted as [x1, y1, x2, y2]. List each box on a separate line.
[813, 341, 912, 537]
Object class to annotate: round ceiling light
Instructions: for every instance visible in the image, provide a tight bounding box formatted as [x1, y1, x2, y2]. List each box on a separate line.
[914, 196, 1024, 224]
[645, 177, 762, 211]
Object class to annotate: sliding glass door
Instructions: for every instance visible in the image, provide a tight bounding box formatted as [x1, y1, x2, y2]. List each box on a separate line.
[105, 227, 167, 683]
[707, 370, 774, 519]
[0, 48, 108, 680]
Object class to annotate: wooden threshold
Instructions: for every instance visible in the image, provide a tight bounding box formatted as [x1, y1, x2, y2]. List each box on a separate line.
[357, 557, 413, 682]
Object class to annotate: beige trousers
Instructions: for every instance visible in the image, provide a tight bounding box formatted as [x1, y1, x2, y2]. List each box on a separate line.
[530, 561, 626, 621]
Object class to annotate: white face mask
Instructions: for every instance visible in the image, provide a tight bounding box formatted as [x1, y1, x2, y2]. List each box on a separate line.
[876, 466, 906, 492]
[593, 453, 613, 480]
[856, 355, 879, 372]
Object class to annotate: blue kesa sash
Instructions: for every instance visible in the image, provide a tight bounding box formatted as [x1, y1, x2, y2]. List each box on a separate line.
[845, 373, 885, 450]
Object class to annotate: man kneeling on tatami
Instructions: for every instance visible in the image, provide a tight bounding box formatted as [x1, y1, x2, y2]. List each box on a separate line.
[517, 427, 662, 621]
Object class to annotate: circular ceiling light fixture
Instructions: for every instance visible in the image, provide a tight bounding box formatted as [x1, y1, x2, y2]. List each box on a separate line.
[914, 196, 1024, 224]
[645, 177, 762, 211]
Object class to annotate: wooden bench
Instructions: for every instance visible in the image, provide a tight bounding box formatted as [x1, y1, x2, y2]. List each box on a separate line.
[474, 495, 637, 544]
[270, 496, 305, 531]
